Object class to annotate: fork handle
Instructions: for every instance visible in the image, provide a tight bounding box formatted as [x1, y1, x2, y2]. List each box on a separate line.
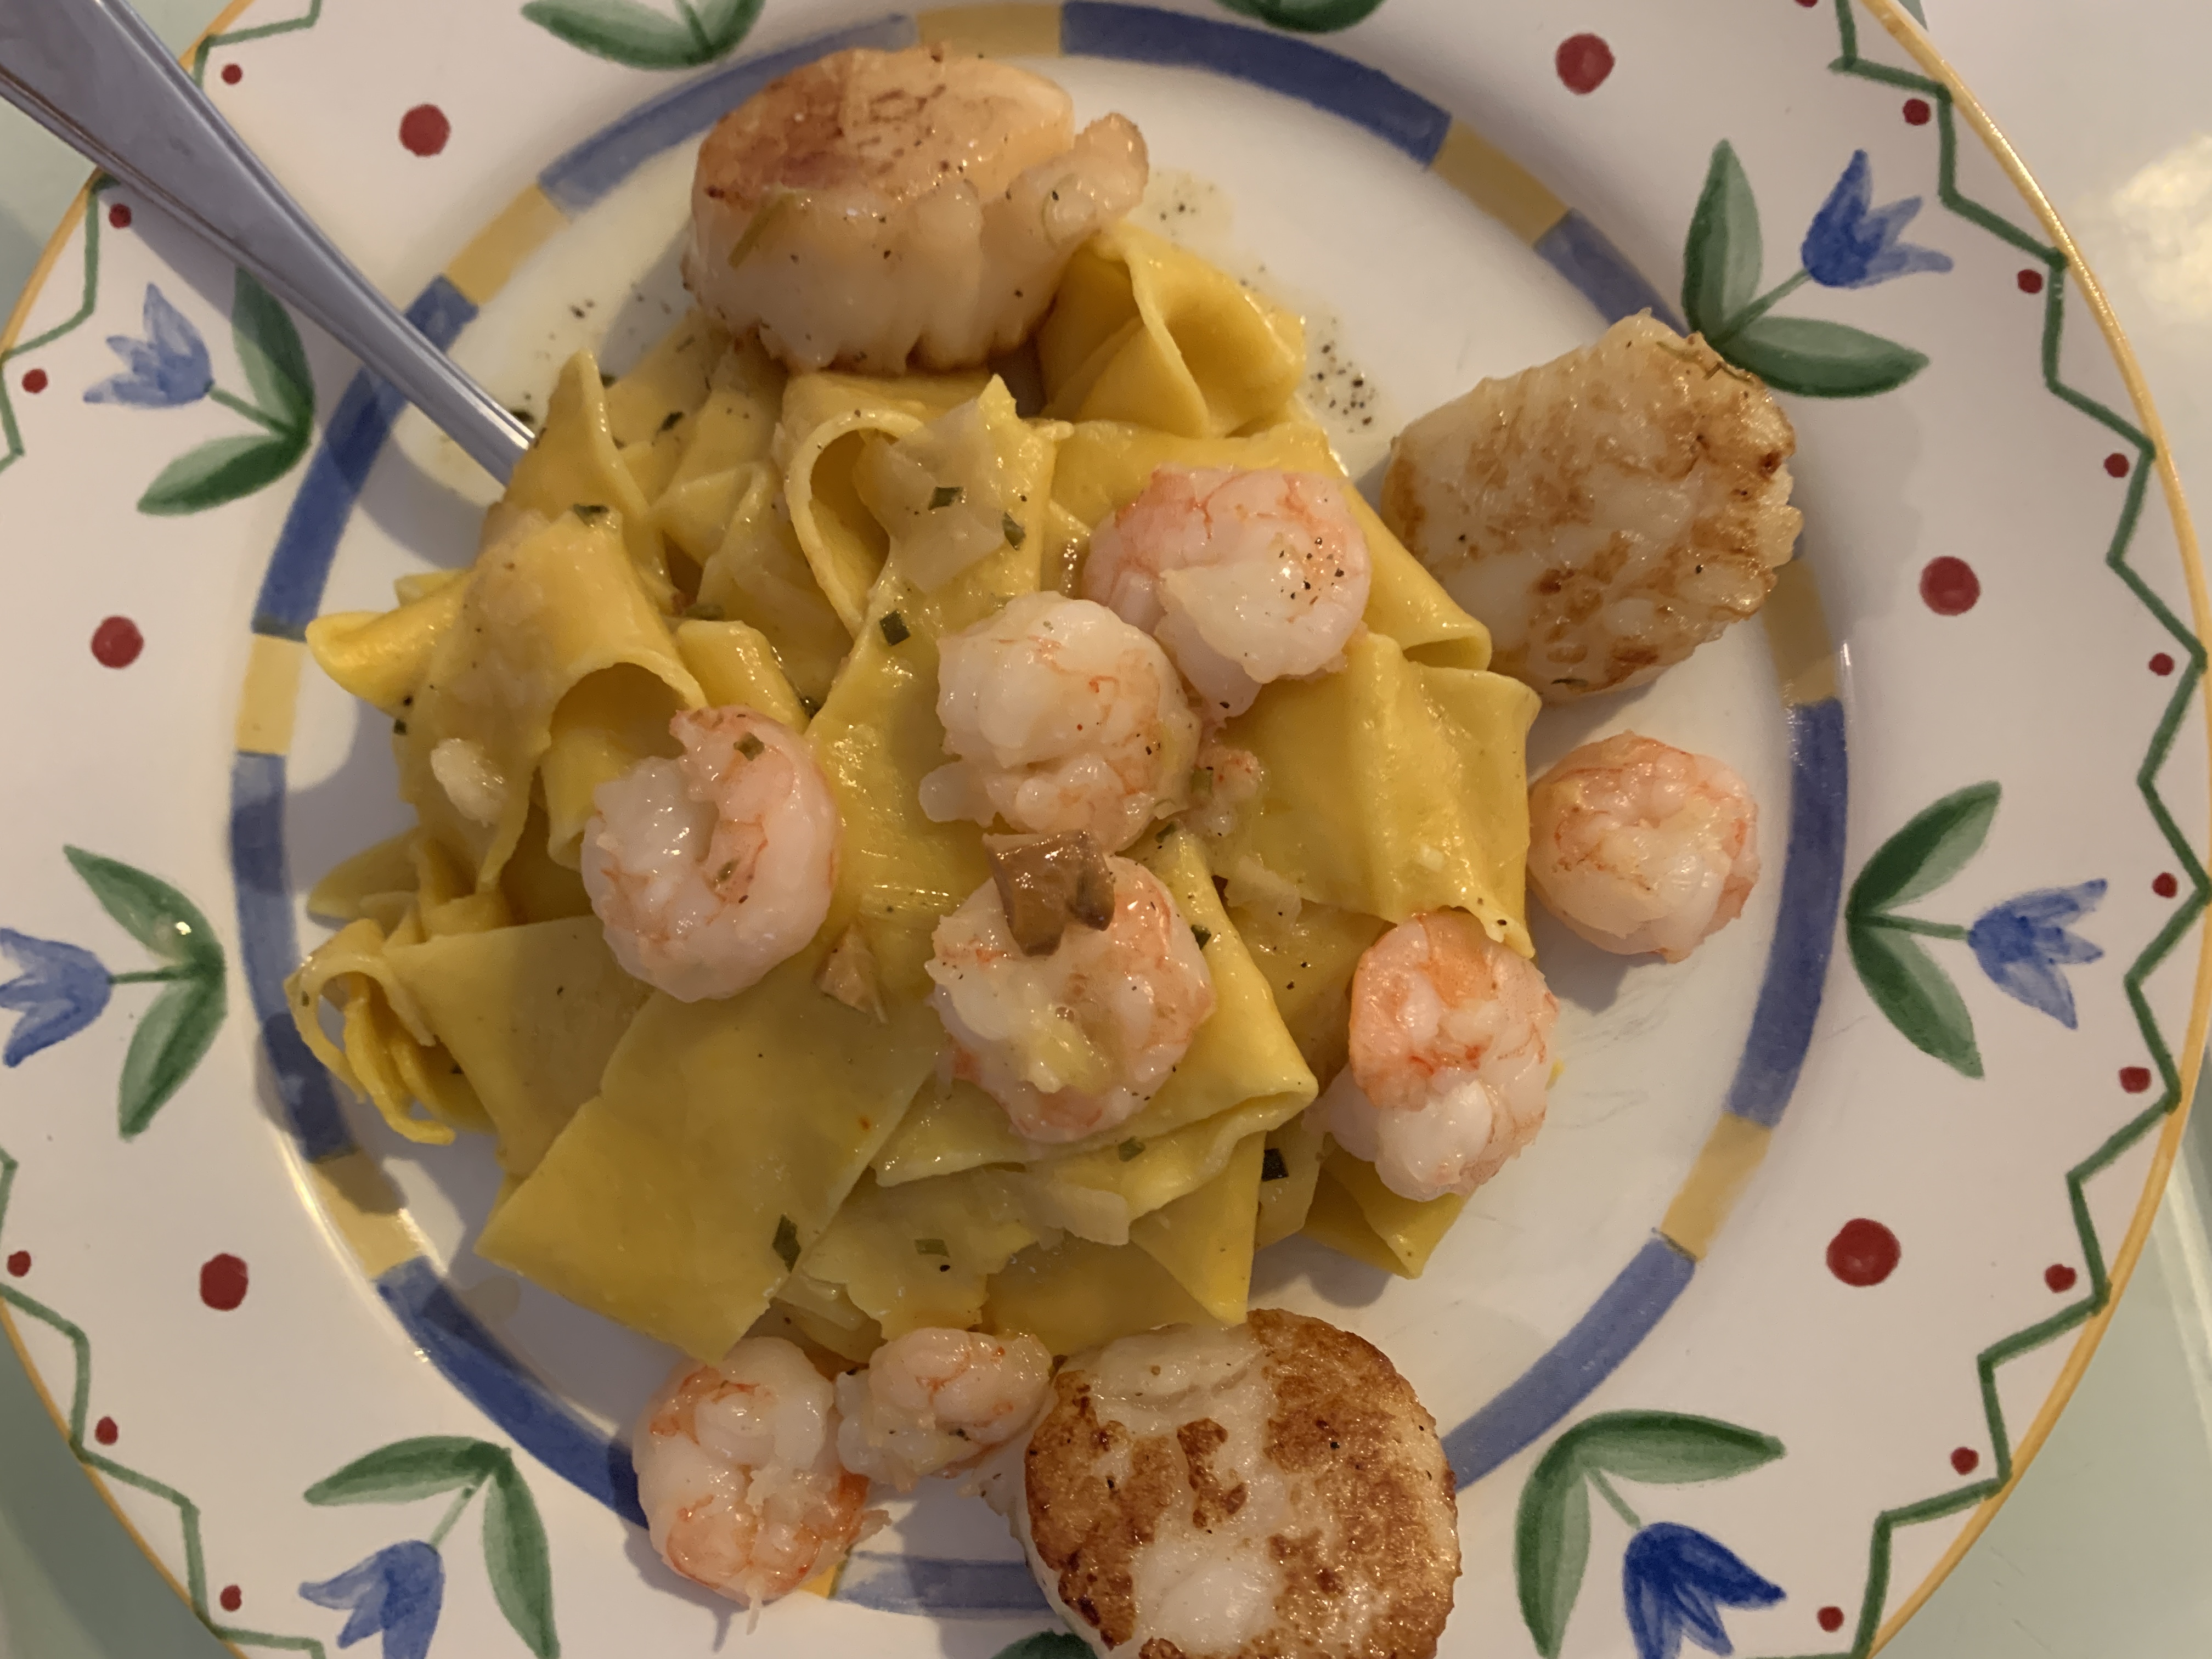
[0, 0, 532, 481]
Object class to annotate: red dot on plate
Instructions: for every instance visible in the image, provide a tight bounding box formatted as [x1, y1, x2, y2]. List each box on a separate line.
[1555, 33, 1615, 94]
[220, 63, 243, 84]
[21, 368, 47, 394]
[4, 1251, 27, 1278]
[1950, 1446, 1980, 1475]
[94, 1417, 118, 1446]
[399, 103, 451, 157]
[199, 1253, 249, 1312]
[1903, 97, 1932, 125]
[1818, 1607, 1846, 1633]
[91, 616, 143, 668]
[1827, 1218, 1900, 1286]
[108, 203, 132, 230]
[2045, 1263, 2078, 1293]
[2106, 452, 2132, 478]
[2121, 1065, 2153, 1093]
[1919, 555, 1980, 615]
[2154, 872, 2180, 899]
[219, 1584, 243, 1613]
[2017, 268, 2045, 295]
[2151, 652, 2176, 676]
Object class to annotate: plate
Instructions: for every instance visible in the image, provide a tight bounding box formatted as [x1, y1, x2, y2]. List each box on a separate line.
[1, 1, 2205, 1655]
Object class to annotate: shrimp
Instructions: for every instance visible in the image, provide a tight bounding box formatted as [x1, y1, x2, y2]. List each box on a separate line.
[928, 854, 1214, 1143]
[1316, 910, 1558, 1203]
[1381, 313, 1801, 702]
[1527, 732, 1760, 962]
[684, 45, 1148, 374]
[1084, 466, 1374, 720]
[921, 591, 1200, 853]
[834, 1327, 1053, 1491]
[633, 1337, 878, 1610]
[582, 706, 839, 1002]
[1017, 1311, 1460, 1659]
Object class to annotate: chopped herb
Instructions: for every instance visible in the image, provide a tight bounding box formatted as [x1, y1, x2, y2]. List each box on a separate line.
[915, 1238, 950, 1257]
[772, 1215, 800, 1269]
[1190, 767, 1214, 800]
[715, 860, 737, 883]
[1002, 511, 1027, 547]
[800, 695, 822, 716]
[681, 601, 725, 622]
[1261, 1147, 1289, 1182]
[1156, 821, 1176, 844]
[879, 611, 911, 646]
[1118, 1138, 1144, 1162]
[392, 720, 408, 736]
[736, 732, 765, 760]
[1191, 924, 1212, 948]
[657, 409, 684, 434]
[571, 503, 610, 522]
[929, 484, 963, 510]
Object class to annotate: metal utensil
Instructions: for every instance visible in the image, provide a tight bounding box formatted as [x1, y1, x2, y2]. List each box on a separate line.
[0, 0, 533, 481]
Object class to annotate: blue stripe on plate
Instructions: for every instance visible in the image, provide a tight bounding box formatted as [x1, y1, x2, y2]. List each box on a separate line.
[1441, 1233, 1697, 1486]
[837, 1550, 1049, 1615]
[377, 1256, 646, 1523]
[1726, 696, 1847, 1126]
[1533, 210, 1685, 332]
[536, 15, 920, 216]
[250, 279, 478, 641]
[229, 751, 353, 1163]
[1060, 2, 1451, 163]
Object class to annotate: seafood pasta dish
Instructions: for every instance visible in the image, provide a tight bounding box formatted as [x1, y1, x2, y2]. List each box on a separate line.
[286, 41, 1797, 1655]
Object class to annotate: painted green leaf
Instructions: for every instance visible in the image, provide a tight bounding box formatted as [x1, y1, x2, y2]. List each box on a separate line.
[520, 0, 760, 68]
[64, 848, 223, 971]
[305, 1436, 502, 1505]
[229, 269, 313, 435]
[990, 1635, 1093, 1659]
[1213, 0, 1389, 32]
[483, 1452, 560, 1659]
[1681, 141, 1762, 337]
[1718, 314, 1929, 398]
[1569, 1411, 1786, 1486]
[1849, 921, 1983, 1077]
[136, 429, 308, 516]
[117, 975, 225, 1138]
[1848, 783, 2001, 919]
[1514, 1432, 1594, 1659]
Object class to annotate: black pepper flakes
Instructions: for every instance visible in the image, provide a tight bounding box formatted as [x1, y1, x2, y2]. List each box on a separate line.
[880, 611, 911, 646]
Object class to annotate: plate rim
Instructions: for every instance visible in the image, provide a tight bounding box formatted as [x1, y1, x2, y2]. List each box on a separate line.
[0, 0, 2205, 1653]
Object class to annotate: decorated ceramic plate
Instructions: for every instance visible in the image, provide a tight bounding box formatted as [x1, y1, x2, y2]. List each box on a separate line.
[2, 0, 2207, 1655]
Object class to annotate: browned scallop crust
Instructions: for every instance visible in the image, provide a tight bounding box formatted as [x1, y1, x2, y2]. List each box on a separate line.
[1024, 1310, 1460, 1659]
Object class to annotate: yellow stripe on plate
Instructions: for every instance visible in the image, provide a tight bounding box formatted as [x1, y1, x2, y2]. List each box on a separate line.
[1658, 1113, 1772, 1261]
[234, 633, 304, 757]
[307, 1150, 424, 1280]
[1764, 558, 1840, 707]
[916, 2, 1063, 56]
[1428, 121, 1568, 245]
[445, 185, 570, 308]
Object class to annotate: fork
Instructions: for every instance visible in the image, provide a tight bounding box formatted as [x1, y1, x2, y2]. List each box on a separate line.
[0, 0, 533, 481]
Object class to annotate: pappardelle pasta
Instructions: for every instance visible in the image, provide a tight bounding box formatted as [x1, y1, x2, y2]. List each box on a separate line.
[288, 38, 1797, 1644]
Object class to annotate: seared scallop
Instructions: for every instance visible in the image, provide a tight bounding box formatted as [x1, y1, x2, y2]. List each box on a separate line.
[683, 45, 1148, 374]
[1015, 1309, 1460, 1659]
[1381, 313, 1802, 702]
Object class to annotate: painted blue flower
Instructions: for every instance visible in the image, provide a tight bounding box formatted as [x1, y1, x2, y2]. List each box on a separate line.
[1967, 880, 2106, 1028]
[1622, 1522, 1784, 1659]
[300, 1541, 444, 1659]
[1801, 150, 1955, 289]
[0, 929, 110, 1068]
[83, 284, 212, 408]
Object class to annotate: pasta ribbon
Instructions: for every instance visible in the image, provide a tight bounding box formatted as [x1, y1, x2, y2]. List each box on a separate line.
[988, 1233, 1212, 1357]
[1206, 631, 1539, 952]
[1040, 224, 1303, 439]
[1127, 1130, 1264, 1324]
[304, 572, 472, 716]
[797, 1169, 1040, 1339]
[1301, 1147, 1465, 1278]
[504, 353, 677, 607]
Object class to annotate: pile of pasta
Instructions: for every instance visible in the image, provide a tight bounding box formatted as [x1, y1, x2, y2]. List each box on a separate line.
[289, 224, 1540, 1364]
